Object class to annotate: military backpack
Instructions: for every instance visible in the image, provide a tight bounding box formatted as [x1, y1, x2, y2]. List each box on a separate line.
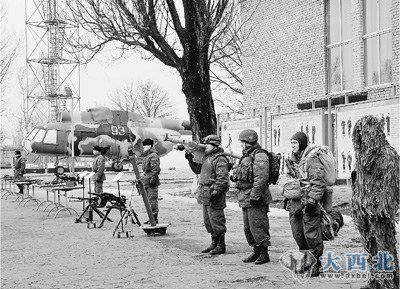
[232, 148, 281, 185]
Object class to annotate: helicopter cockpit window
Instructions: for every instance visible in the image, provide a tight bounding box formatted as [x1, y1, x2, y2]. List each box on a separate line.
[26, 128, 39, 140]
[33, 129, 46, 142]
[43, 130, 57, 144]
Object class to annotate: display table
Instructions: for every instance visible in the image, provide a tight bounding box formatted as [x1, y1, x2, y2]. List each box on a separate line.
[35, 184, 83, 218]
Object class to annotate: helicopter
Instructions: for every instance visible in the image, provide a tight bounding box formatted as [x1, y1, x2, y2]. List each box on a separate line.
[22, 106, 191, 171]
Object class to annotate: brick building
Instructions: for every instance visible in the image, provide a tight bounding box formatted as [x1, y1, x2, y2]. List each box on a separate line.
[237, 0, 399, 178]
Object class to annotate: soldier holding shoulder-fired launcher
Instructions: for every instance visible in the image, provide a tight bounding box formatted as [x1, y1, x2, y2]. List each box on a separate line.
[185, 135, 230, 255]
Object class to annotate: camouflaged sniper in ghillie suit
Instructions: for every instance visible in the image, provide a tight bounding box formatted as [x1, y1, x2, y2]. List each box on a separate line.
[352, 115, 399, 289]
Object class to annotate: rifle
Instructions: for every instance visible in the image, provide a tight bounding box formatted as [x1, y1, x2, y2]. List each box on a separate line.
[69, 196, 94, 203]
[164, 134, 241, 164]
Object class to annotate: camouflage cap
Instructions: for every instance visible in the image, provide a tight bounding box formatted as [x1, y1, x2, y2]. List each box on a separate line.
[203, 135, 221, 146]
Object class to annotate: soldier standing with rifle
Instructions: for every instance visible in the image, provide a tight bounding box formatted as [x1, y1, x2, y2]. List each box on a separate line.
[141, 138, 161, 224]
[231, 129, 272, 265]
[92, 145, 107, 194]
[185, 135, 230, 255]
[14, 150, 26, 194]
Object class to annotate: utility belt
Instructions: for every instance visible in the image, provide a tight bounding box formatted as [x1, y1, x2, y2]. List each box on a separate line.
[199, 178, 216, 188]
[199, 183, 213, 189]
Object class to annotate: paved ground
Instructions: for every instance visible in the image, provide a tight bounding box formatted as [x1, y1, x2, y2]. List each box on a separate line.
[1, 171, 373, 289]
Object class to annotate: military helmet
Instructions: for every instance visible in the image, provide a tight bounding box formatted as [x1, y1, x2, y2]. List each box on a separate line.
[238, 129, 258, 143]
[203, 134, 221, 146]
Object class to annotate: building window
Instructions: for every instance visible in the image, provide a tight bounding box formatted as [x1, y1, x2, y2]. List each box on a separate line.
[364, 0, 392, 86]
[327, 0, 353, 93]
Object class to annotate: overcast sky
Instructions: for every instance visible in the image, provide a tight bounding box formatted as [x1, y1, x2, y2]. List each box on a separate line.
[1, 0, 189, 141]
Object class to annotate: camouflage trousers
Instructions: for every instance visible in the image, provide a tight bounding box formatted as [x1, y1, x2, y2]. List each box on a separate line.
[322, 187, 333, 213]
[242, 205, 271, 247]
[203, 205, 226, 237]
[15, 175, 25, 194]
[289, 206, 324, 263]
[94, 181, 103, 194]
[145, 186, 159, 215]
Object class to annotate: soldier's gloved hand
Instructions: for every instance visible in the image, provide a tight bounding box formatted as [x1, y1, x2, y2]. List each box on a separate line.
[209, 192, 219, 205]
[250, 197, 261, 207]
[185, 152, 194, 161]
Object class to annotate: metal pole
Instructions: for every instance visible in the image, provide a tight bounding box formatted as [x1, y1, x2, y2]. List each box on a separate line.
[327, 97, 333, 150]
[216, 113, 220, 136]
[264, 107, 268, 149]
[71, 102, 75, 175]
[259, 114, 263, 148]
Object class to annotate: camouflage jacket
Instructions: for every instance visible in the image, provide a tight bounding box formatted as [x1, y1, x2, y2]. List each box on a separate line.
[14, 156, 26, 178]
[197, 147, 229, 209]
[286, 147, 327, 214]
[294, 147, 326, 202]
[236, 143, 272, 208]
[92, 155, 106, 182]
[142, 148, 160, 188]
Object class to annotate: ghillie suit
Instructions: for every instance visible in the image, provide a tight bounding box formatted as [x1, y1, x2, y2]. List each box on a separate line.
[352, 115, 399, 289]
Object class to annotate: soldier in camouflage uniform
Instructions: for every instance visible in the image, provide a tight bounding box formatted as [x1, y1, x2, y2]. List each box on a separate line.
[141, 138, 161, 224]
[14, 150, 26, 194]
[92, 145, 106, 194]
[231, 129, 272, 265]
[185, 135, 230, 255]
[287, 131, 325, 277]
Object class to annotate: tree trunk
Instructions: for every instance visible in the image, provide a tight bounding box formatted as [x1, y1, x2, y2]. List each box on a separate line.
[181, 64, 217, 142]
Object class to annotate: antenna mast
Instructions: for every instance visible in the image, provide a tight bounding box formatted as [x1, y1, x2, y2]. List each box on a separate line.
[25, 0, 80, 125]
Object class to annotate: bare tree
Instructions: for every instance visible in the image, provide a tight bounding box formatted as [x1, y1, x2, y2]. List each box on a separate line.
[67, 0, 240, 141]
[209, 0, 261, 114]
[12, 69, 42, 141]
[0, 4, 19, 114]
[209, 1, 243, 96]
[110, 80, 174, 118]
[0, 37, 18, 88]
[110, 82, 139, 113]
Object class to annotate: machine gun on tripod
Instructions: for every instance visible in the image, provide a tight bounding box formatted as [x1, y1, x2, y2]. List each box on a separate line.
[73, 193, 114, 228]
[91, 192, 127, 228]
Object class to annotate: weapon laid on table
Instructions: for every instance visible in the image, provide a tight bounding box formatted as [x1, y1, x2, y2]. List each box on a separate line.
[164, 134, 241, 164]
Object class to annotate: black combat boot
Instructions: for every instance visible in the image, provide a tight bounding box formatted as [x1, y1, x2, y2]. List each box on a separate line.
[243, 245, 261, 263]
[201, 235, 218, 253]
[254, 244, 270, 265]
[310, 259, 321, 277]
[209, 234, 226, 255]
